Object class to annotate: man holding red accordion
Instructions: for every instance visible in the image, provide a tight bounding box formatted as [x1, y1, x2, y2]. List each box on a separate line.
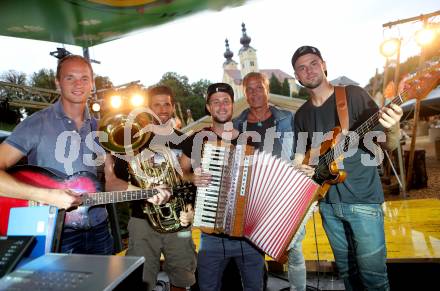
[180, 82, 267, 291]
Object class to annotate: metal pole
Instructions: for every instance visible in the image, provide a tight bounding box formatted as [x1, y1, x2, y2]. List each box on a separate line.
[406, 99, 421, 188]
[406, 22, 427, 189]
[176, 102, 185, 127]
[392, 39, 407, 198]
[383, 10, 440, 28]
[83, 47, 90, 61]
[381, 58, 390, 107]
[371, 68, 379, 97]
[83, 47, 101, 119]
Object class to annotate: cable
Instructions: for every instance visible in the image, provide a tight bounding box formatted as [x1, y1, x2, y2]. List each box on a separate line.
[273, 209, 323, 291]
[311, 209, 321, 291]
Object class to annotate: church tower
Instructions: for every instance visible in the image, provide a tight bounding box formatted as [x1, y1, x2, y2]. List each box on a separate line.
[223, 39, 238, 70]
[238, 23, 258, 77]
[222, 38, 243, 100]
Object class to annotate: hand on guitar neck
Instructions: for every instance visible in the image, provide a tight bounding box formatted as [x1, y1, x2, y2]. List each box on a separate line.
[379, 103, 403, 129]
[147, 184, 171, 205]
[104, 155, 171, 206]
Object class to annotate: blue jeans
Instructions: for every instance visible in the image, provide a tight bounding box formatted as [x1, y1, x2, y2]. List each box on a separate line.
[319, 202, 389, 291]
[287, 226, 306, 291]
[61, 220, 114, 255]
[197, 233, 265, 291]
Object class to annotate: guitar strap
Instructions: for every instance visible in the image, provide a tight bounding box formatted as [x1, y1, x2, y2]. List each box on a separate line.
[334, 86, 349, 133]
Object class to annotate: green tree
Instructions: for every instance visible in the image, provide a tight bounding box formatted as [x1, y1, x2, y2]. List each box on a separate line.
[297, 86, 310, 100]
[269, 74, 282, 95]
[281, 79, 290, 96]
[191, 79, 211, 98]
[0, 70, 22, 124]
[1, 70, 26, 85]
[29, 69, 56, 89]
[155, 72, 209, 121]
[158, 72, 192, 98]
[0, 70, 27, 101]
[184, 95, 206, 121]
[95, 75, 113, 90]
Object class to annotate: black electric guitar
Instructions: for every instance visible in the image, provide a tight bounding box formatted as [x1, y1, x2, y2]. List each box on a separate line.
[0, 165, 195, 235]
[304, 63, 440, 198]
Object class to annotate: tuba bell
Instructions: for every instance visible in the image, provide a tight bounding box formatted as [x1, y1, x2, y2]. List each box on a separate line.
[98, 108, 151, 154]
[98, 109, 193, 233]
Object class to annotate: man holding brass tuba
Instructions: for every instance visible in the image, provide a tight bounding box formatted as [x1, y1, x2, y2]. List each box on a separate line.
[105, 85, 196, 291]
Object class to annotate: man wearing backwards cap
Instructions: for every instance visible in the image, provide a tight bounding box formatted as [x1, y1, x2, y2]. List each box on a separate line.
[180, 83, 266, 291]
[291, 45, 402, 291]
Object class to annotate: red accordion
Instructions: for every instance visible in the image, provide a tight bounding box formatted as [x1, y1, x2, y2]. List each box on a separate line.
[193, 142, 319, 261]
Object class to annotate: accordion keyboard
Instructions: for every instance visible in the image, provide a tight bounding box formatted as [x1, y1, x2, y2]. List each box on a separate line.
[193, 144, 228, 228]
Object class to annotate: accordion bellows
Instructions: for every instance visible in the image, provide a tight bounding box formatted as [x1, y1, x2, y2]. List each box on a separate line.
[193, 142, 319, 261]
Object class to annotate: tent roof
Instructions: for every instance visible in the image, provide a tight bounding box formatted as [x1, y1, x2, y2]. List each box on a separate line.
[330, 76, 359, 86]
[401, 85, 440, 118]
[0, 0, 246, 47]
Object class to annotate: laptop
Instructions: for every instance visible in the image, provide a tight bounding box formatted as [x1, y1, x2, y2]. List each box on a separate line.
[7, 206, 63, 258]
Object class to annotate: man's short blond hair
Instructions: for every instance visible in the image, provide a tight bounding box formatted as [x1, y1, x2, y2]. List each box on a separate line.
[242, 72, 269, 90]
[56, 55, 93, 80]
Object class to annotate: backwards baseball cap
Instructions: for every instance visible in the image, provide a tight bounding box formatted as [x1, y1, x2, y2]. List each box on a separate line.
[205, 82, 234, 115]
[291, 45, 323, 68]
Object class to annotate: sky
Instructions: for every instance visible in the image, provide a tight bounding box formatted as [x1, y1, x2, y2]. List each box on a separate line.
[0, 0, 439, 88]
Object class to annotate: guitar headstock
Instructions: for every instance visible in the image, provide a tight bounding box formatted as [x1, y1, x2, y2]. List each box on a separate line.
[399, 62, 440, 103]
[383, 81, 396, 100]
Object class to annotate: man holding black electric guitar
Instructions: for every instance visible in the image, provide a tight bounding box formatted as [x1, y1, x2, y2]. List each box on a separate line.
[291, 46, 403, 291]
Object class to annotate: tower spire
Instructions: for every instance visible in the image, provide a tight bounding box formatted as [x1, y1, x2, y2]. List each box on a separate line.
[224, 38, 233, 61]
[240, 22, 251, 49]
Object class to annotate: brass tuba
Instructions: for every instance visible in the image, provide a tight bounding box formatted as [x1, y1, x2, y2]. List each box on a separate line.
[98, 109, 193, 233]
[98, 108, 151, 154]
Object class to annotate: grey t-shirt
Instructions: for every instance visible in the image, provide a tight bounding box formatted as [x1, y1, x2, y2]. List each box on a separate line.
[294, 85, 384, 204]
[5, 100, 107, 227]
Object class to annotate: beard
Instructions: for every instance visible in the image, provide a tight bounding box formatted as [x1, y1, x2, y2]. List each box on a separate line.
[212, 113, 232, 124]
[301, 74, 324, 89]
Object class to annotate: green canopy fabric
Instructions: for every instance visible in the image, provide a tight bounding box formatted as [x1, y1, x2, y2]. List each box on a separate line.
[0, 0, 245, 47]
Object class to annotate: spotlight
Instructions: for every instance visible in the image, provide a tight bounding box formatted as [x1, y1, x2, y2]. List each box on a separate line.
[380, 38, 400, 58]
[131, 94, 144, 107]
[110, 95, 122, 109]
[415, 27, 436, 46]
[92, 103, 101, 112]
